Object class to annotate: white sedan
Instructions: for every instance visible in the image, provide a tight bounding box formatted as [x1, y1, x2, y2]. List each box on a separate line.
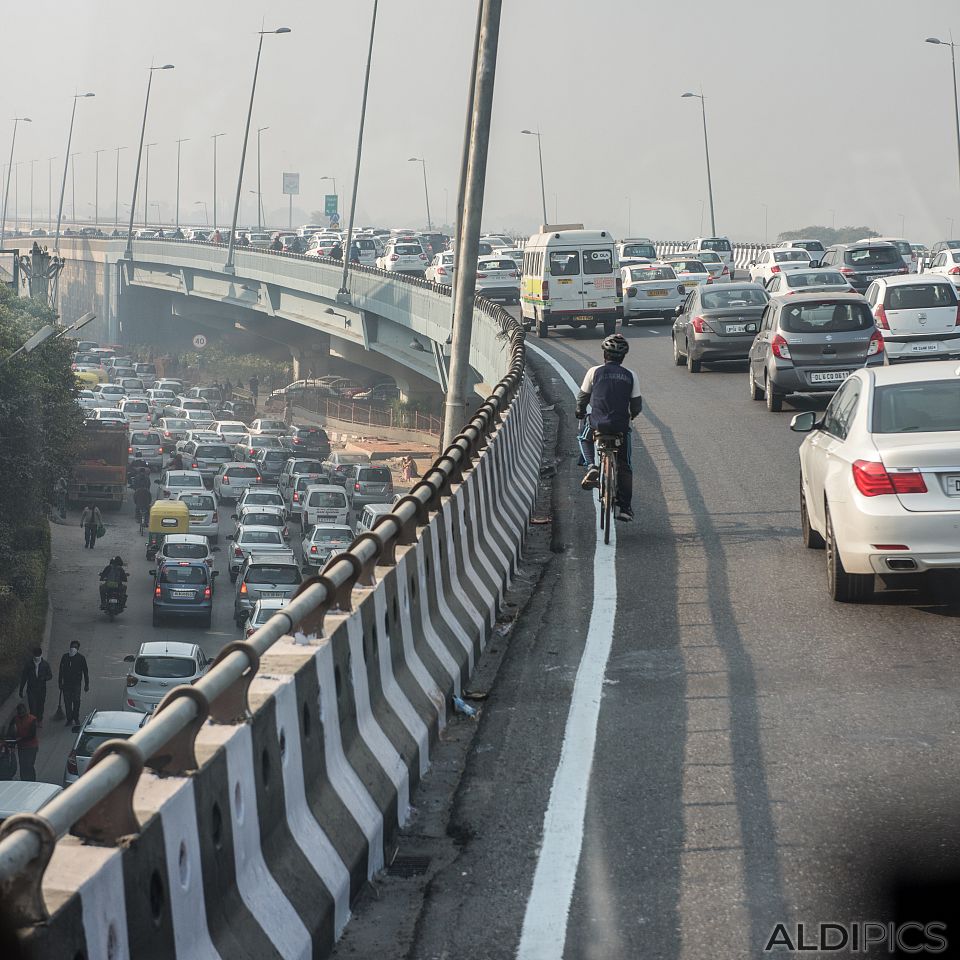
[791, 362, 960, 602]
[426, 252, 455, 286]
[748, 248, 812, 284]
[661, 257, 712, 288]
[922, 247, 960, 287]
[621, 264, 686, 323]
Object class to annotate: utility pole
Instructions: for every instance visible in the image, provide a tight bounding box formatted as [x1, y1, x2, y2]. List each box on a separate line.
[114, 145, 126, 230]
[94, 148, 105, 226]
[176, 137, 189, 230]
[444, 0, 502, 447]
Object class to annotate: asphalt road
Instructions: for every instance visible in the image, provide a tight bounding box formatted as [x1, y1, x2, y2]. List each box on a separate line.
[399, 313, 960, 959]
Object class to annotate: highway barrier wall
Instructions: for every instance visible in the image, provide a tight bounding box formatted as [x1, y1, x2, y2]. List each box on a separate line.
[653, 241, 767, 271]
[0, 290, 543, 960]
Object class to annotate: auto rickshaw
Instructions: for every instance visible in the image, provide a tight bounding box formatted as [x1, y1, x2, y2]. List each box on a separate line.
[146, 500, 190, 561]
[74, 370, 104, 388]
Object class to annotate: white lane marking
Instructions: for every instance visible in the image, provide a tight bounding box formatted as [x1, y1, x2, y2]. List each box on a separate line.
[518, 342, 617, 959]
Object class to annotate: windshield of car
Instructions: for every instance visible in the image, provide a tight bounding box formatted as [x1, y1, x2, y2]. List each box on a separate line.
[163, 419, 190, 430]
[308, 491, 347, 507]
[886, 283, 958, 310]
[794, 241, 825, 252]
[696, 252, 722, 264]
[225, 467, 260, 479]
[671, 260, 707, 273]
[549, 250, 580, 276]
[780, 300, 873, 333]
[312, 529, 353, 545]
[701, 288, 768, 309]
[357, 467, 391, 482]
[774, 250, 810, 263]
[194, 445, 231, 459]
[630, 267, 676, 282]
[785, 271, 847, 288]
[239, 529, 283, 544]
[845, 246, 902, 266]
[582, 248, 614, 275]
[179, 494, 215, 511]
[395, 243, 422, 255]
[623, 243, 656, 259]
[163, 543, 207, 559]
[185, 410, 213, 421]
[701, 239, 731, 252]
[245, 565, 301, 584]
[872, 380, 960, 433]
[131, 432, 160, 444]
[241, 512, 283, 527]
[134, 655, 197, 677]
[262, 451, 289, 462]
[169, 474, 202, 487]
[891, 241, 912, 256]
[479, 259, 517, 271]
[243, 492, 283, 505]
[250, 437, 280, 448]
[77, 730, 134, 756]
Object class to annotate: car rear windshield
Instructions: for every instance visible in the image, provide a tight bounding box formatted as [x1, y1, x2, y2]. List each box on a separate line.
[891, 241, 912, 257]
[480, 260, 516, 271]
[623, 243, 656, 259]
[134, 655, 196, 677]
[195, 445, 231, 459]
[160, 563, 207, 582]
[180, 495, 215, 510]
[226, 467, 259, 478]
[246, 566, 301, 585]
[780, 301, 873, 333]
[885, 284, 958, 310]
[701, 289, 768, 309]
[395, 244, 421, 255]
[872, 380, 960, 433]
[243, 493, 282, 504]
[701, 239, 731, 252]
[262, 451, 288, 462]
[630, 267, 676, 282]
[845, 246, 902, 266]
[786, 271, 846, 288]
[672, 260, 706, 273]
[294, 429, 327, 440]
[78, 731, 133, 756]
[308, 491, 347, 507]
[242, 513, 282, 526]
[359, 467, 391, 482]
[296, 475, 324, 490]
[171, 475, 203, 487]
[794, 241, 824, 252]
[251, 437, 280, 448]
[240, 530, 282, 544]
[131, 432, 160, 444]
[696, 252, 721, 263]
[313, 530, 353, 545]
[165, 544, 207, 560]
[186, 411, 213, 421]
[774, 250, 809, 263]
[582, 248, 614, 275]
[123, 401, 148, 411]
[549, 251, 580, 276]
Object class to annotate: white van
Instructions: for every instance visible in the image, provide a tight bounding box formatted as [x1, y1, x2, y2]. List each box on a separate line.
[356, 502, 393, 534]
[690, 237, 734, 274]
[303, 484, 350, 527]
[521, 225, 622, 338]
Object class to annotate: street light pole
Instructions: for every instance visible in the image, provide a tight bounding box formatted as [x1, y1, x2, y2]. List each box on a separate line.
[143, 142, 157, 227]
[55, 94, 94, 255]
[340, 0, 379, 297]
[225, 27, 290, 273]
[1, 115, 31, 245]
[210, 133, 225, 232]
[70, 153, 79, 222]
[256, 126, 268, 232]
[408, 157, 432, 230]
[93, 148, 105, 227]
[114, 146, 126, 230]
[626, 195, 631, 236]
[926, 36, 960, 205]
[320, 175, 337, 221]
[125, 64, 173, 258]
[682, 90, 716, 236]
[520, 129, 547, 225]
[175, 137, 189, 231]
[29, 158, 36, 232]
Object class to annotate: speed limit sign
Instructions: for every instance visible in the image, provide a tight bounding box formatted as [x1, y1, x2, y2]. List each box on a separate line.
[192, 334, 207, 349]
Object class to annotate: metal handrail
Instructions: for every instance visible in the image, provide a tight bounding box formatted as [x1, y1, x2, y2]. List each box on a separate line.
[0, 275, 525, 904]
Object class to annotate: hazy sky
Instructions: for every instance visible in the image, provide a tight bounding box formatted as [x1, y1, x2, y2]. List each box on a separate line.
[3, 0, 959, 243]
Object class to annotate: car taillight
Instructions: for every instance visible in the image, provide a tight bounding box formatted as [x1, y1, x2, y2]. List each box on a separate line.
[867, 331, 884, 356]
[616, 276, 623, 298]
[874, 304, 889, 329]
[191, 462, 198, 468]
[542, 280, 549, 299]
[390, 254, 399, 261]
[949, 266, 960, 275]
[420, 254, 428, 261]
[626, 287, 637, 298]
[955, 306, 960, 327]
[66, 751, 79, 775]
[476, 273, 487, 279]
[128, 446, 133, 453]
[126, 674, 138, 687]
[354, 482, 361, 491]
[509, 271, 518, 278]
[690, 316, 714, 334]
[293, 491, 299, 502]
[310, 545, 318, 554]
[239, 582, 247, 595]
[839, 267, 855, 275]
[154, 585, 161, 598]
[770, 265, 781, 274]
[771, 334, 792, 360]
[853, 460, 927, 496]
[234, 546, 243, 557]
[212, 512, 219, 523]
[203, 586, 211, 599]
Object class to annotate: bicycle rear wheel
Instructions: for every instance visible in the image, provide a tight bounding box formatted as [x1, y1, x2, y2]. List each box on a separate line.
[602, 453, 614, 544]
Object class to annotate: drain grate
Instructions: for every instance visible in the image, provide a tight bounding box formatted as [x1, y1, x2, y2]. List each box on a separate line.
[388, 854, 432, 878]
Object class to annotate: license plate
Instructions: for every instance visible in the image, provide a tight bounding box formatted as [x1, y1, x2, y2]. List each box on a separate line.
[574, 314, 593, 321]
[911, 342, 940, 353]
[809, 370, 850, 384]
[946, 474, 960, 496]
[259, 591, 284, 598]
[317, 510, 337, 518]
[725, 323, 747, 333]
[171, 589, 195, 599]
[647, 289, 668, 297]
[189, 514, 206, 522]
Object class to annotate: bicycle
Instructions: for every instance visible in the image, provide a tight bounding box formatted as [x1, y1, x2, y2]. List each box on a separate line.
[594, 432, 622, 545]
[136, 504, 148, 536]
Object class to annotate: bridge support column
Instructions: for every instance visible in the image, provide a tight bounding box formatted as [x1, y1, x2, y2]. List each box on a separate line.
[291, 332, 331, 380]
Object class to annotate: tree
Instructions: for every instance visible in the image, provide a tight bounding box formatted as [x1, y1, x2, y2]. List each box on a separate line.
[776, 225, 879, 245]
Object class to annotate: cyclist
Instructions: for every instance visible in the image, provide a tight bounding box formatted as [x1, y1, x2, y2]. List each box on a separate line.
[575, 333, 642, 522]
[133, 482, 152, 528]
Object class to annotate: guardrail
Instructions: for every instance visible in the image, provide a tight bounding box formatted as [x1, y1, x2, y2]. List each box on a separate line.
[0, 275, 541, 958]
[288, 393, 442, 436]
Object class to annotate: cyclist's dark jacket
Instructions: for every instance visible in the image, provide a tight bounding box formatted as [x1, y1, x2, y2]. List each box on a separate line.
[576, 361, 642, 434]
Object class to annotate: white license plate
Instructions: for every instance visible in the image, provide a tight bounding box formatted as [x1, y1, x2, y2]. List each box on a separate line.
[911, 342, 941, 353]
[317, 510, 337, 518]
[725, 323, 747, 333]
[259, 591, 284, 598]
[647, 289, 668, 297]
[946, 474, 960, 496]
[809, 370, 850, 384]
[171, 589, 195, 599]
[189, 514, 206, 522]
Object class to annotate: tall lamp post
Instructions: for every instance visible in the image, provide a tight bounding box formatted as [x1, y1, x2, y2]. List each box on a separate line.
[681, 90, 716, 237]
[320, 175, 337, 220]
[114, 145, 127, 230]
[1, 115, 31, 245]
[225, 26, 291, 273]
[55, 93, 94, 255]
[520, 129, 547, 225]
[48, 155, 56, 230]
[339, 0, 379, 298]
[175, 137, 189, 231]
[926, 36, 960, 205]
[256, 125, 268, 232]
[143, 142, 157, 227]
[70, 153, 79, 222]
[93, 147, 105, 227]
[408, 156, 432, 230]
[29, 158, 36, 232]
[125, 64, 174, 258]
[211, 132, 225, 232]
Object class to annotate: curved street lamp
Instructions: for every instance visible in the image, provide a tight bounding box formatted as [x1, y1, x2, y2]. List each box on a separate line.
[520, 129, 547, 225]
[1, 116, 31, 244]
[925, 36, 960, 205]
[681, 90, 716, 237]
[408, 157, 432, 230]
[55, 94, 95, 255]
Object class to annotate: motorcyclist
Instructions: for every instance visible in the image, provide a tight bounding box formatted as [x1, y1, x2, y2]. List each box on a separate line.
[170, 451, 184, 471]
[99, 556, 128, 610]
[127, 458, 150, 487]
[575, 333, 642, 522]
[270, 235, 283, 251]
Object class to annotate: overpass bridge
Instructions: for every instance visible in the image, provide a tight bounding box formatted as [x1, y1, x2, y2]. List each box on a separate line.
[49, 237, 501, 403]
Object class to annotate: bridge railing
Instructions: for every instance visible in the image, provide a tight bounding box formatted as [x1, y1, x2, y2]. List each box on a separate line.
[0, 271, 540, 959]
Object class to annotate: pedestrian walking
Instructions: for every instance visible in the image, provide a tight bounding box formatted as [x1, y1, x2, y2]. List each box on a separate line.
[58, 641, 90, 726]
[11, 704, 39, 782]
[249, 375, 259, 403]
[80, 503, 103, 549]
[18, 647, 53, 722]
[224, 378, 233, 398]
[54, 476, 68, 519]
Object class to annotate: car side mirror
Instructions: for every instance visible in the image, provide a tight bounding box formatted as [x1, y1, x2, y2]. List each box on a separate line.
[123, 654, 135, 663]
[230, 513, 238, 520]
[674, 304, 684, 317]
[71, 724, 82, 733]
[790, 412, 819, 433]
[211, 570, 219, 577]
[148, 569, 156, 576]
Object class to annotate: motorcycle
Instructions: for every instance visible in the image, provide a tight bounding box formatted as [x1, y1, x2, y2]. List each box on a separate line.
[101, 584, 127, 621]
